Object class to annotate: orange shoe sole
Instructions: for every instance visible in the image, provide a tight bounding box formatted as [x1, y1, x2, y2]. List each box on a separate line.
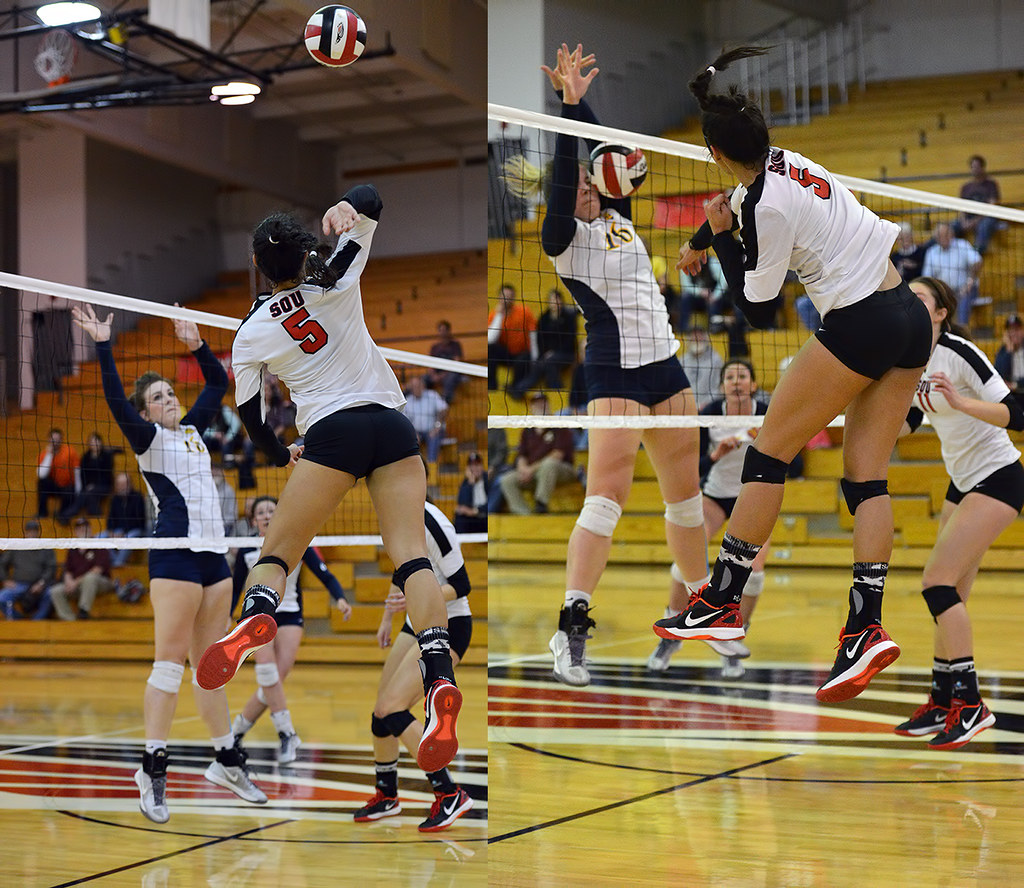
[196, 614, 277, 690]
[417, 682, 462, 772]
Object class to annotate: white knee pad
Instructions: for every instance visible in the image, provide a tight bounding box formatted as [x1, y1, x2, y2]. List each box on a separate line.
[575, 495, 622, 537]
[664, 493, 704, 528]
[147, 661, 185, 695]
[254, 662, 281, 688]
[746, 570, 765, 598]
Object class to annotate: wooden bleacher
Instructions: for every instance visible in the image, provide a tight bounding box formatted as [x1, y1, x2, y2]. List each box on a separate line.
[1, 250, 488, 663]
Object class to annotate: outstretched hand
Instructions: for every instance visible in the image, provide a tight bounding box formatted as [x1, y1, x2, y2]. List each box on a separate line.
[552, 42, 598, 105]
[71, 304, 113, 343]
[172, 303, 202, 351]
[541, 44, 596, 95]
[322, 200, 359, 237]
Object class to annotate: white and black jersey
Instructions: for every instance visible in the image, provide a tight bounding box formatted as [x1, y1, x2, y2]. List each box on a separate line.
[410, 501, 471, 624]
[232, 186, 404, 464]
[699, 398, 768, 499]
[542, 99, 677, 370]
[696, 147, 899, 324]
[233, 544, 346, 616]
[912, 332, 1021, 491]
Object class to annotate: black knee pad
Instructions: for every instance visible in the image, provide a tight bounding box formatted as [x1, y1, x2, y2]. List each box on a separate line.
[922, 584, 961, 620]
[371, 713, 391, 738]
[255, 554, 290, 575]
[392, 557, 432, 592]
[740, 446, 790, 485]
[840, 478, 889, 515]
[381, 710, 416, 737]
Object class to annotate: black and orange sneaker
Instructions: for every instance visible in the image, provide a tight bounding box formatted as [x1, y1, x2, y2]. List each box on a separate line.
[418, 787, 473, 832]
[196, 614, 277, 690]
[815, 623, 900, 703]
[353, 790, 401, 822]
[653, 587, 744, 641]
[928, 698, 996, 750]
[894, 696, 950, 736]
[417, 678, 462, 772]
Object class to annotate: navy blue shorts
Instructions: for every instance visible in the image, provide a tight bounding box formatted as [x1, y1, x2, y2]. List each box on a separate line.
[148, 549, 231, 586]
[274, 608, 304, 629]
[585, 356, 690, 407]
[301, 405, 421, 479]
[945, 460, 1024, 512]
[816, 281, 931, 380]
[703, 492, 738, 518]
[401, 614, 473, 659]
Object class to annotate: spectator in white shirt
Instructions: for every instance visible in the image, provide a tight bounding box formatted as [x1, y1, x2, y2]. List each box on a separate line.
[404, 375, 448, 466]
[921, 223, 982, 327]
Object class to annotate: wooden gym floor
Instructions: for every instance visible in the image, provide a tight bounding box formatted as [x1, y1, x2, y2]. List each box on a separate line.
[488, 561, 1024, 887]
[0, 661, 487, 887]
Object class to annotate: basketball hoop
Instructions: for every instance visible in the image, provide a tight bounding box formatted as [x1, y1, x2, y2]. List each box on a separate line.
[35, 29, 77, 87]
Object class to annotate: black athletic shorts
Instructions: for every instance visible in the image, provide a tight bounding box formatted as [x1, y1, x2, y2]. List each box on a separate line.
[703, 492, 737, 518]
[401, 614, 473, 659]
[945, 460, 1024, 512]
[301, 404, 420, 479]
[149, 549, 231, 585]
[816, 280, 931, 380]
[585, 355, 690, 407]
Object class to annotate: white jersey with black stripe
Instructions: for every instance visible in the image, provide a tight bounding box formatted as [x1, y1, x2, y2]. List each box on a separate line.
[424, 501, 471, 619]
[551, 208, 677, 369]
[914, 332, 1020, 491]
[731, 147, 899, 319]
[232, 213, 404, 437]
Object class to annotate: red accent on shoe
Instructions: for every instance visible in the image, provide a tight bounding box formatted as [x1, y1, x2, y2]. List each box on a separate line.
[815, 625, 900, 703]
[195, 614, 277, 690]
[417, 679, 462, 772]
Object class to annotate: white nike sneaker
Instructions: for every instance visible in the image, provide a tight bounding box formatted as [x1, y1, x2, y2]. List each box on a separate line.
[277, 731, 301, 765]
[647, 638, 682, 672]
[551, 599, 595, 686]
[204, 760, 268, 804]
[720, 655, 746, 679]
[135, 765, 170, 824]
[705, 638, 751, 659]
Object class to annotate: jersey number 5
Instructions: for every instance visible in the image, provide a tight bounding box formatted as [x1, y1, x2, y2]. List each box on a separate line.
[282, 308, 329, 354]
[789, 165, 831, 200]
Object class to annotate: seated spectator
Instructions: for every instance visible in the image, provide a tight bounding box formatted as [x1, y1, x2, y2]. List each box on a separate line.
[46, 518, 115, 620]
[891, 222, 928, 281]
[425, 320, 465, 404]
[499, 391, 579, 514]
[679, 253, 726, 333]
[265, 375, 297, 443]
[37, 428, 79, 519]
[679, 328, 725, 410]
[211, 464, 239, 537]
[922, 223, 982, 326]
[454, 451, 489, 534]
[511, 289, 578, 398]
[995, 313, 1024, 402]
[404, 374, 448, 467]
[487, 427, 511, 515]
[59, 431, 117, 524]
[488, 283, 537, 391]
[953, 155, 1002, 255]
[98, 471, 148, 567]
[204, 403, 256, 489]
[0, 518, 58, 620]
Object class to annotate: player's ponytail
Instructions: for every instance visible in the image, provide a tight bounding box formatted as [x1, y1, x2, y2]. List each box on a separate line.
[690, 45, 772, 166]
[912, 276, 971, 340]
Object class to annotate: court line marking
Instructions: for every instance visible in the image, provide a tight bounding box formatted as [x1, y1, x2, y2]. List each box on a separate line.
[48, 816, 295, 887]
[486, 752, 795, 843]
[0, 718, 202, 758]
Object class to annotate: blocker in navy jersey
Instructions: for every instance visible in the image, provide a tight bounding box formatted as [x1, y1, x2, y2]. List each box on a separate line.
[233, 544, 347, 628]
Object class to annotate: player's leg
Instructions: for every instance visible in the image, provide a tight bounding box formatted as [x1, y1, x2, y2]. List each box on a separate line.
[815, 364, 920, 703]
[267, 624, 304, 762]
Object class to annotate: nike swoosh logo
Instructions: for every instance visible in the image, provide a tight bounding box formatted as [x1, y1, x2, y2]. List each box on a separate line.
[684, 611, 720, 627]
[443, 799, 459, 816]
[844, 633, 868, 660]
[961, 709, 980, 731]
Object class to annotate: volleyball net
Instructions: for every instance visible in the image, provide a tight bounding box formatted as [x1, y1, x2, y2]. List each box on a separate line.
[487, 103, 1024, 433]
[0, 273, 487, 552]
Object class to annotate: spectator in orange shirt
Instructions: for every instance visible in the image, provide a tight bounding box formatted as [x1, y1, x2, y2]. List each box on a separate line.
[37, 428, 80, 519]
[488, 283, 537, 391]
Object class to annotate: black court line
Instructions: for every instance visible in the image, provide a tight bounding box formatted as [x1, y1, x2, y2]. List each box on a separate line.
[507, 742, 1024, 785]
[486, 752, 795, 843]
[54, 810, 489, 846]
[50, 815, 295, 887]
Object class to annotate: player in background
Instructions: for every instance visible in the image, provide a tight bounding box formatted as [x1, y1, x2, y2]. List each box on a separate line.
[539, 44, 709, 687]
[72, 304, 266, 823]
[230, 495, 352, 763]
[894, 276, 1024, 748]
[648, 359, 768, 678]
[354, 501, 474, 831]
[196, 185, 461, 773]
[656, 46, 932, 705]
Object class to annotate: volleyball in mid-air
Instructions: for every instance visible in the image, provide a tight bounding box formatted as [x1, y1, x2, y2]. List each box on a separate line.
[589, 143, 648, 199]
[304, 5, 366, 68]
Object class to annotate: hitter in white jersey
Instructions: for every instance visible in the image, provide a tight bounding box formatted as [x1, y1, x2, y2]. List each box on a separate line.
[538, 44, 708, 688]
[196, 185, 462, 774]
[894, 277, 1024, 749]
[657, 46, 932, 707]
